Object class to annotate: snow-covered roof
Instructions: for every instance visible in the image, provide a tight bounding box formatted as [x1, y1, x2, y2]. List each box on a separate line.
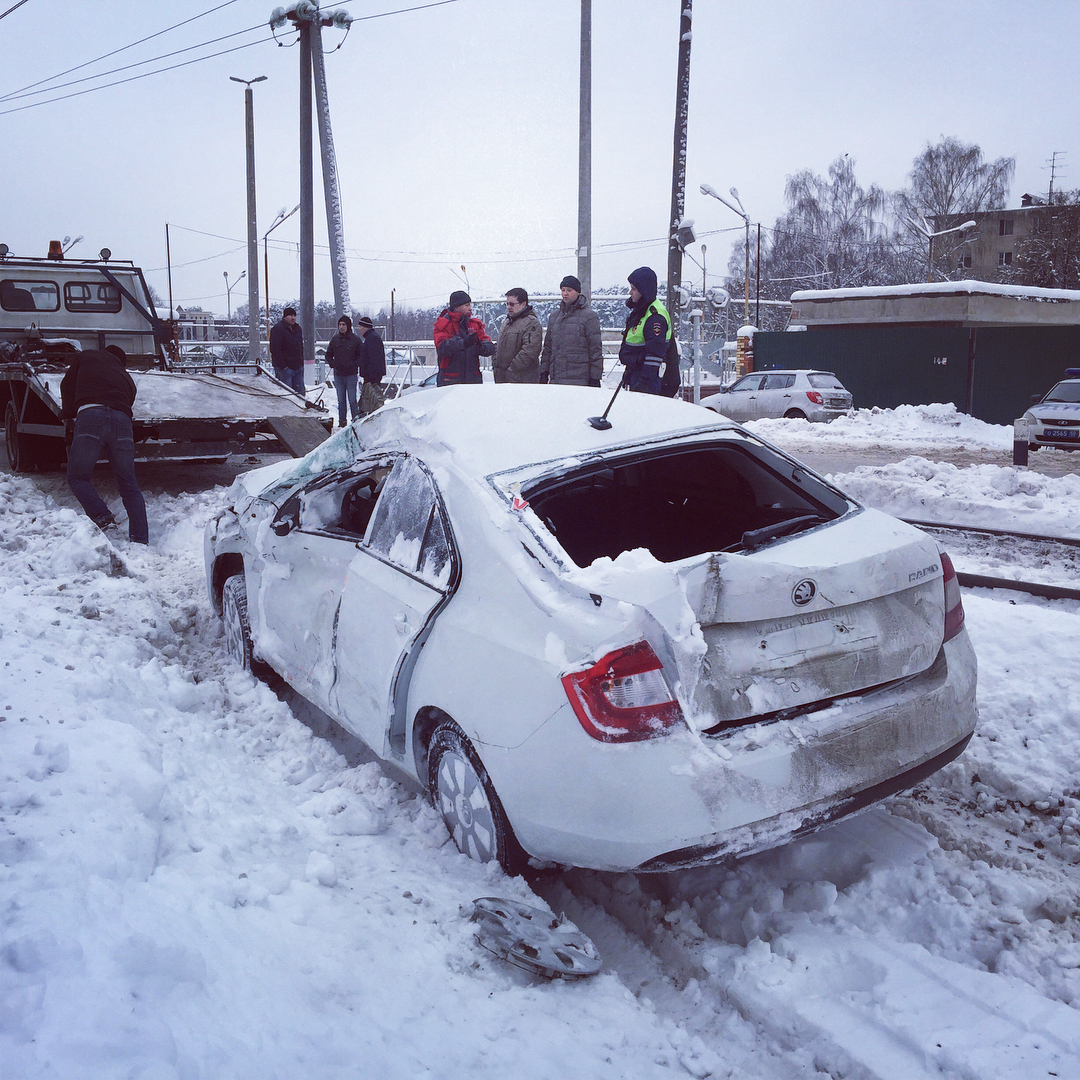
[792, 280, 1080, 304]
[789, 280, 1080, 329]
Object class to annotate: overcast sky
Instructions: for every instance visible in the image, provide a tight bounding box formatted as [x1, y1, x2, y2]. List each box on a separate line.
[2, 0, 1077, 319]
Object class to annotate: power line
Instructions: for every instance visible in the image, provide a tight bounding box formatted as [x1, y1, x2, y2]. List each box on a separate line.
[0, 0, 32, 22]
[0, 36, 267, 116]
[0, 0, 241, 101]
[0, 23, 265, 104]
[352, 0, 461, 23]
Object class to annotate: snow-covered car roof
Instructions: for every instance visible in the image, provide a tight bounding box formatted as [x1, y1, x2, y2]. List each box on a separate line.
[364, 385, 737, 473]
[257, 385, 742, 500]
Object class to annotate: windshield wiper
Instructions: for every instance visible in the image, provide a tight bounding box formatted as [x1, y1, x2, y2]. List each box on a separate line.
[741, 514, 826, 552]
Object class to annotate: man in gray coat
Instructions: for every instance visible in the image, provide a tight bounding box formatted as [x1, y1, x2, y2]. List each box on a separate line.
[539, 275, 603, 386]
[494, 288, 542, 383]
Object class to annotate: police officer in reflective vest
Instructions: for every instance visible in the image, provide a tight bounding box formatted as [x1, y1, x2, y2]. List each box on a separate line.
[619, 266, 672, 395]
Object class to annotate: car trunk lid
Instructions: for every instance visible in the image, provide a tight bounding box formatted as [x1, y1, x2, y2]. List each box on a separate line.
[568, 509, 945, 731]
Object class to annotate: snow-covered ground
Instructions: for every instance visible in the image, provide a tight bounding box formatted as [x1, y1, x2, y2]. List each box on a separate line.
[1, 403, 1079, 1079]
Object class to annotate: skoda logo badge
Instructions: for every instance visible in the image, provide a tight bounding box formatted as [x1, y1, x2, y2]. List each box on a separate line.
[792, 579, 816, 606]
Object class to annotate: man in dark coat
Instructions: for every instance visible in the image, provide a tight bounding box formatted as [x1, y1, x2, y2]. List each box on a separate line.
[539, 275, 603, 386]
[494, 288, 542, 383]
[356, 315, 387, 415]
[433, 291, 495, 386]
[269, 306, 305, 394]
[324, 315, 362, 426]
[619, 266, 672, 395]
[60, 346, 148, 544]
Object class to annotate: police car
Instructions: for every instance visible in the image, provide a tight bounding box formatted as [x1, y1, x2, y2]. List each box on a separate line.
[1023, 368, 1080, 451]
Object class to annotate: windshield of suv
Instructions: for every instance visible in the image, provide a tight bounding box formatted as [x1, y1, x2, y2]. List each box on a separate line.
[1042, 381, 1080, 404]
[524, 443, 848, 566]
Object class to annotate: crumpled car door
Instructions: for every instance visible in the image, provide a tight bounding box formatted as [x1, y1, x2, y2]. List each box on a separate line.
[330, 456, 455, 756]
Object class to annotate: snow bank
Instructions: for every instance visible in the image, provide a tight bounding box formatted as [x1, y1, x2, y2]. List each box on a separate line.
[0, 474, 683, 1079]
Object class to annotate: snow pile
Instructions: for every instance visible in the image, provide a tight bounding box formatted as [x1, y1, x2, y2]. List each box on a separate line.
[0, 474, 682, 1080]
[834, 458, 1080, 537]
[750, 401, 1011, 451]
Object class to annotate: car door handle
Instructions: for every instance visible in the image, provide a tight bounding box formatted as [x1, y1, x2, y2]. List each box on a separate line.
[395, 612, 409, 636]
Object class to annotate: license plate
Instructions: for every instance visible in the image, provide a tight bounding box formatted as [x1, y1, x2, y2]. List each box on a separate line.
[1042, 428, 1079, 439]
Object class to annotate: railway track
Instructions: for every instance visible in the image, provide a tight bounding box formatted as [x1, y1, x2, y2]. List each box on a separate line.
[902, 517, 1080, 601]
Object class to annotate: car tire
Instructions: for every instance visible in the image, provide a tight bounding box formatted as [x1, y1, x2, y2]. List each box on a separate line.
[221, 574, 274, 681]
[429, 722, 526, 875]
[1028, 443, 1040, 451]
[783, 409, 807, 420]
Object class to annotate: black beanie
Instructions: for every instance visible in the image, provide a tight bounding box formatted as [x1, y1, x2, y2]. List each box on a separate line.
[337, 314, 352, 329]
[449, 290, 471, 309]
[560, 275, 582, 293]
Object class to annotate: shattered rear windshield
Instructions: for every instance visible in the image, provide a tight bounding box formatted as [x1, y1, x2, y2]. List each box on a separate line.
[523, 443, 849, 567]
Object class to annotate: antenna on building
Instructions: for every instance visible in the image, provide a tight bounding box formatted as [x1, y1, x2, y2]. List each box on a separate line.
[1043, 151, 1067, 204]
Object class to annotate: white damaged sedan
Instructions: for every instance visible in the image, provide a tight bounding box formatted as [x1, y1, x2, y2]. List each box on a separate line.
[205, 385, 977, 874]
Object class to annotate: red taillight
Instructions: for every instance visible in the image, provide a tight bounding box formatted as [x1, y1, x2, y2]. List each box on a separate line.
[941, 551, 965, 642]
[805, 390, 823, 405]
[562, 641, 684, 743]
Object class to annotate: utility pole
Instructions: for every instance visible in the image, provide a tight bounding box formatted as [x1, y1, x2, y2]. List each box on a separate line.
[230, 75, 266, 363]
[310, 12, 351, 318]
[298, 18, 315, 368]
[271, 4, 353, 359]
[577, 0, 591, 298]
[666, 0, 692, 332]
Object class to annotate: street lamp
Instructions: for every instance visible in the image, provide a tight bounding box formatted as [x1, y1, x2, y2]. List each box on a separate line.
[224, 269, 246, 323]
[701, 183, 752, 322]
[263, 203, 300, 341]
[907, 215, 977, 283]
[231, 75, 266, 361]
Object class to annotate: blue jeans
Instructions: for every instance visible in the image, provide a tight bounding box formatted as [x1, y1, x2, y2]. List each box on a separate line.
[334, 373, 358, 424]
[66, 406, 149, 544]
[275, 366, 305, 394]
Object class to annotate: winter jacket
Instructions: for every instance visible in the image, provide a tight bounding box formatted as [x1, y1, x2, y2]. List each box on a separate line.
[60, 349, 137, 419]
[433, 308, 495, 386]
[324, 330, 363, 377]
[619, 267, 670, 395]
[269, 319, 304, 370]
[493, 304, 542, 383]
[539, 293, 602, 385]
[359, 330, 386, 383]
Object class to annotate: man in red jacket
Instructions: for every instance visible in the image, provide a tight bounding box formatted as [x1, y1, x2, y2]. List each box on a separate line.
[433, 291, 495, 386]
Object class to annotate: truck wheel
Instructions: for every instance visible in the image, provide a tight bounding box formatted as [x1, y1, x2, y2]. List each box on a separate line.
[4, 402, 64, 473]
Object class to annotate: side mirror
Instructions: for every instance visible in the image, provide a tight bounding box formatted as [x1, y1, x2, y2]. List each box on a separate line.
[1030, 394, 1043, 405]
[272, 517, 295, 536]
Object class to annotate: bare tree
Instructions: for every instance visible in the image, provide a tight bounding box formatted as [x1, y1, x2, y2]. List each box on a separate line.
[895, 137, 1015, 278]
[727, 155, 898, 316]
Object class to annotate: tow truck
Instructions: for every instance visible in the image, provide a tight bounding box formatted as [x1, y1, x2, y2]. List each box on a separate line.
[1, 242, 331, 472]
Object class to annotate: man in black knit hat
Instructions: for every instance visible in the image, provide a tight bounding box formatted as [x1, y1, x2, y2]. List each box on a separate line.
[539, 274, 602, 386]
